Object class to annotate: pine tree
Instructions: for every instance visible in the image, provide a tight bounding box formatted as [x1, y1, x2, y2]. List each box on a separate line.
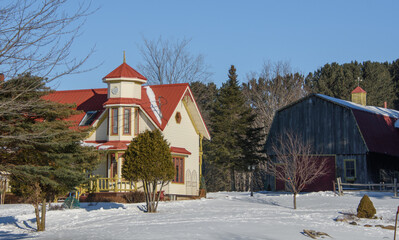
[122, 129, 175, 213]
[389, 59, 399, 109]
[307, 61, 397, 108]
[208, 65, 262, 191]
[361, 61, 395, 107]
[0, 73, 99, 231]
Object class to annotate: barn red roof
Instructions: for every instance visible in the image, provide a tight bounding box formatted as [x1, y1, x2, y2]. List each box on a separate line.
[352, 110, 399, 157]
[315, 94, 399, 157]
[103, 63, 147, 81]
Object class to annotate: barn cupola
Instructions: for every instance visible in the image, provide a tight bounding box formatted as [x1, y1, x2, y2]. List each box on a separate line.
[351, 86, 367, 106]
[102, 52, 147, 100]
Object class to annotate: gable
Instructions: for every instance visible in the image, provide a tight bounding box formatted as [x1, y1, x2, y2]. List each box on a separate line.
[43, 84, 210, 139]
[266, 95, 367, 155]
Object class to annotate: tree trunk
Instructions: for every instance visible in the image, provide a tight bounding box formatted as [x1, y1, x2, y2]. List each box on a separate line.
[230, 167, 236, 191]
[34, 203, 41, 231]
[40, 198, 46, 231]
[143, 180, 149, 212]
[293, 192, 297, 210]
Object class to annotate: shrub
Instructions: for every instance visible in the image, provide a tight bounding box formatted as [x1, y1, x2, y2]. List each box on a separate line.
[84, 194, 126, 203]
[124, 191, 146, 203]
[357, 194, 376, 218]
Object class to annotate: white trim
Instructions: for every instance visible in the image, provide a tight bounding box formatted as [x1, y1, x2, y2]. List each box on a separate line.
[182, 87, 211, 140]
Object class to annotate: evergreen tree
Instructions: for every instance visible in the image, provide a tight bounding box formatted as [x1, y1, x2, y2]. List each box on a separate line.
[122, 129, 175, 213]
[361, 61, 394, 107]
[0, 73, 99, 231]
[307, 61, 396, 108]
[389, 59, 399, 109]
[190, 81, 220, 191]
[208, 65, 262, 191]
[306, 62, 360, 101]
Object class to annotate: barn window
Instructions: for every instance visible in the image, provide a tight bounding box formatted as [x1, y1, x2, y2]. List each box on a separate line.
[344, 159, 356, 181]
[172, 157, 184, 183]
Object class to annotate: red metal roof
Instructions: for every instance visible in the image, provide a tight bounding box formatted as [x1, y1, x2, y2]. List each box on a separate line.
[43, 84, 193, 131]
[42, 88, 107, 125]
[170, 147, 192, 155]
[352, 109, 399, 157]
[140, 84, 190, 130]
[103, 63, 147, 81]
[86, 141, 192, 153]
[351, 86, 366, 93]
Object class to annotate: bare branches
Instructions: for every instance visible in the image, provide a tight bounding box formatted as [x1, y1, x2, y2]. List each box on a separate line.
[267, 131, 329, 209]
[243, 61, 308, 132]
[137, 36, 212, 85]
[0, 0, 95, 82]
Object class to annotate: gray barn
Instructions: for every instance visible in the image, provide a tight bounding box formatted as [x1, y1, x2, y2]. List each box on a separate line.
[265, 93, 399, 191]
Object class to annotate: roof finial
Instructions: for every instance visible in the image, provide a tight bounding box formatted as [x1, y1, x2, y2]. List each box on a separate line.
[123, 51, 126, 63]
[356, 77, 362, 87]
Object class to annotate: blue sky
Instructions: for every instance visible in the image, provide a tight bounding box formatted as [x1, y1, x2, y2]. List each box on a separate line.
[55, 0, 399, 90]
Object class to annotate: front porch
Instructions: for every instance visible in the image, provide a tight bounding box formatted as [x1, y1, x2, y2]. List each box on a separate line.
[76, 175, 137, 199]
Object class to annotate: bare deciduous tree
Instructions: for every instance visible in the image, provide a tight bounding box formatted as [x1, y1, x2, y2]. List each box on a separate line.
[267, 131, 329, 209]
[0, 0, 95, 139]
[0, 0, 94, 81]
[243, 61, 308, 133]
[137, 36, 212, 85]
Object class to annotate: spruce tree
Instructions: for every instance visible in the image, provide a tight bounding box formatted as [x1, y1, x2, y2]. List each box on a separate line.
[307, 61, 397, 108]
[122, 129, 175, 213]
[208, 65, 261, 191]
[389, 59, 399, 109]
[0, 73, 99, 231]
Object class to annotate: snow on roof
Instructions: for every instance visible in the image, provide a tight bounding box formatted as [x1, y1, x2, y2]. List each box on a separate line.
[144, 86, 162, 125]
[316, 94, 399, 119]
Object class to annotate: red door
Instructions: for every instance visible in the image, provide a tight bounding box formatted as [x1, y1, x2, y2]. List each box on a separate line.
[275, 165, 286, 191]
[302, 156, 336, 192]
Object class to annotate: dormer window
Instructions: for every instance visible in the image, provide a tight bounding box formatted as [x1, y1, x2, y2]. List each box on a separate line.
[79, 111, 98, 126]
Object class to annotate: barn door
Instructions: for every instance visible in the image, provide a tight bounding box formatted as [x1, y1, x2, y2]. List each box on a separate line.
[275, 165, 286, 191]
[302, 156, 336, 192]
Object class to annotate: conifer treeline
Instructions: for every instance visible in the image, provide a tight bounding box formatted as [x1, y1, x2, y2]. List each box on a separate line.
[192, 59, 399, 192]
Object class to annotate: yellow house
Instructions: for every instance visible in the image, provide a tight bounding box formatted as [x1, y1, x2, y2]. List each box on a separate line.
[44, 61, 210, 197]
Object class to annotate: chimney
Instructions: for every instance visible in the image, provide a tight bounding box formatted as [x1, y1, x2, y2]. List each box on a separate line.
[0, 73, 4, 82]
[351, 86, 366, 106]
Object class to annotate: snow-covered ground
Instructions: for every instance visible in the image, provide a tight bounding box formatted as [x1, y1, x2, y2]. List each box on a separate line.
[1, 191, 398, 239]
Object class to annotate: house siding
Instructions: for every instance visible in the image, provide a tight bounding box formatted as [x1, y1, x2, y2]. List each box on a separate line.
[163, 101, 200, 196]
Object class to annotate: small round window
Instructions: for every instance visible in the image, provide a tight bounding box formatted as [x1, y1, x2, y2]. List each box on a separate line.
[175, 112, 182, 124]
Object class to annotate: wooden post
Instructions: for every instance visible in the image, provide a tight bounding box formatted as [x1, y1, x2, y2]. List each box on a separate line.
[96, 179, 99, 193]
[394, 178, 398, 198]
[337, 177, 343, 196]
[333, 181, 336, 195]
[115, 176, 119, 192]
